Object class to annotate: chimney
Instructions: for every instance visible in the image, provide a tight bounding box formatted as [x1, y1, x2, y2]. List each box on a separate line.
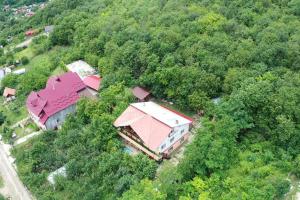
[175, 120, 179, 124]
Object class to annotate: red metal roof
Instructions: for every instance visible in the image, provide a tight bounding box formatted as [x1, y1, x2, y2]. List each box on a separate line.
[26, 72, 86, 124]
[3, 87, 16, 97]
[25, 29, 37, 36]
[132, 86, 150, 100]
[83, 75, 101, 91]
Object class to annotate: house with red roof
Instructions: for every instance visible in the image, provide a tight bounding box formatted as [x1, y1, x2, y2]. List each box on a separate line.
[26, 72, 93, 130]
[132, 86, 151, 102]
[114, 102, 193, 161]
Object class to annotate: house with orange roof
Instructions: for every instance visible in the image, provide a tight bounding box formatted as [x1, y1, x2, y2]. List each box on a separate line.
[114, 101, 193, 161]
[3, 87, 16, 102]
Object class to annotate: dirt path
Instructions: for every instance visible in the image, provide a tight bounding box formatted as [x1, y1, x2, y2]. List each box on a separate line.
[14, 130, 42, 146]
[0, 142, 33, 200]
[10, 117, 30, 129]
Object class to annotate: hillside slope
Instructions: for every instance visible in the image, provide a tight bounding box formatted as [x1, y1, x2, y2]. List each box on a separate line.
[0, 0, 299, 199]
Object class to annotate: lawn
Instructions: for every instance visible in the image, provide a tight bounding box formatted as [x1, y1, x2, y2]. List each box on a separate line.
[14, 122, 39, 138]
[0, 99, 28, 126]
[15, 47, 35, 60]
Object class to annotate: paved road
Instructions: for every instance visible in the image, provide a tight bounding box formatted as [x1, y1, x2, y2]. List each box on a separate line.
[0, 142, 33, 200]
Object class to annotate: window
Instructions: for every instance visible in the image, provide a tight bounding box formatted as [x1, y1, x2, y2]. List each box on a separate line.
[169, 130, 175, 137]
[180, 129, 184, 134]
[161, 144, 166, 150]
[170, 137, 175, 143]
[168, 146, 173, 153]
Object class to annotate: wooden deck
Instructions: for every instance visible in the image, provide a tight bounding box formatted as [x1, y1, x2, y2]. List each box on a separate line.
[118, 131, 162, 161]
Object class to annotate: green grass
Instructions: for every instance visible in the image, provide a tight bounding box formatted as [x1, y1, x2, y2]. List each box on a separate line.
[22, 52, 50, 71]
[0, 99, 28, 126]
[14, 122, 39, 138]
[15, 47, 35, 60]
[51, 66, 66, 76]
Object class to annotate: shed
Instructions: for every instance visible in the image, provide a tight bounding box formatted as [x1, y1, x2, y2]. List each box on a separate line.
[3, 87, 16, 97]
[25, 29, 37, 37]
[47, 166, 67, 185]
[132, 86, 151, 102]
[45, 25, 54, 34]
[3, 87, 16, 102]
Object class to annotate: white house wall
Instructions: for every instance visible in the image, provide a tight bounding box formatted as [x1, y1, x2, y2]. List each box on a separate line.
[158, 124, 190, 153]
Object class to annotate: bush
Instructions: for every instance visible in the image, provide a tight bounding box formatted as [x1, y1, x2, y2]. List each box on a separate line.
[21, 56, 29, 65]
[1, 124, 13, 144]
[0, 194, 5, 200]
[0, 112, 6, 126]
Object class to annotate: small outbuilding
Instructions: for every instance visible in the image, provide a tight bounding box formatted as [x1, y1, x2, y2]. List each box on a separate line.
[47, 166, 67, 185]
[44, 25, 54, 34]
[25, 29, 37, 37]
[132, 86, 151, 102]
[3, 87, 16, 102]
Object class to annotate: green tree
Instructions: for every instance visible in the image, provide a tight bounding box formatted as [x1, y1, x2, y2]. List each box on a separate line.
[120, 179, 166, 200]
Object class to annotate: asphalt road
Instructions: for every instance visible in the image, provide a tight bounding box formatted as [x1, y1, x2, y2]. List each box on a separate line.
[0, 142, 33, 200]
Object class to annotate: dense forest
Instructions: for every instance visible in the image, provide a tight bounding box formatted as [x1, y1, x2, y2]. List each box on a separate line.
[0, 0, 46, 7]
[0, 0, 299, 199]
